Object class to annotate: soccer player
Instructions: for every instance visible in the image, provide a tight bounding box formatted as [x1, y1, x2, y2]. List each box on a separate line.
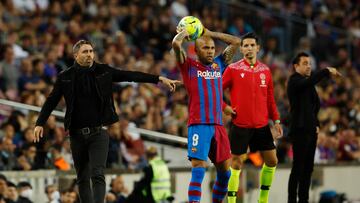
[223, 32, 283, 203]
[172, 26, 240, 203]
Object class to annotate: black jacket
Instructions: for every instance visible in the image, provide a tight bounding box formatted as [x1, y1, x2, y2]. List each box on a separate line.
[36, 62, 159, 130]
[287, 69, 330, 134]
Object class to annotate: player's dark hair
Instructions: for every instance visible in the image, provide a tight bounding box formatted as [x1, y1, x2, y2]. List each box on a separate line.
[240, 32, 259, 46]
[292, 52, 309, 66]
[72, 40, 94, 54]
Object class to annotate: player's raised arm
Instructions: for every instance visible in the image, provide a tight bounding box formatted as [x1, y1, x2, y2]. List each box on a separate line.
[203, 29, 241, 65]
[172, 27, 189, 64]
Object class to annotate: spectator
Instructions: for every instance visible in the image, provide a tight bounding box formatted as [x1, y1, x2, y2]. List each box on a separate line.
[227, 16, 254, 37]
[6, 31, 29, 59]
[0, 175, 8, 200]
[60, 140, 73, 167]
[337, 129, 360, 161]
[6, 181, 19, 202]
[0, 44, 19, 99]
[105, 175, 128, 203]
[17, 57, 46, 93]
[0, 195, 5, 203]
[6, 110, 28, 135]
[119, 114, 146, 170]
[45, 184, 60, 203]
[60, 189, 77, 203]
[17, 181, 33, 203]
[48, 146, 71, 171]
[43, 48, 60, 83]
[32, 58, 51, 85]
[107, 122, 122, 169]
[0, 137, 17, 170]
[170, 0, 189, 19]
[16, 144, 37, 170]
[20, 127, 35, 147]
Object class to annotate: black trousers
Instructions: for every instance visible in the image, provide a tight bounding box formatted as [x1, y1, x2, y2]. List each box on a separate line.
[288, 132, 317, 203]
[70, 129, 109, 203]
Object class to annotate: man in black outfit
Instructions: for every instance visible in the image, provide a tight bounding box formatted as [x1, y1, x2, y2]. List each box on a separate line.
[287, 52, 341, 203]
[33, 40, 180, 203]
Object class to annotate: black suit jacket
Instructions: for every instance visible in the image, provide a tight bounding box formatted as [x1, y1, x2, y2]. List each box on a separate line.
[36, 62, 159, 130]
[287, 69, 330, 134]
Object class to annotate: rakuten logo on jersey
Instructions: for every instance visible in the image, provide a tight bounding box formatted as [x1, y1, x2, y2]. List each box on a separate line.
[197, 70, 221, 79]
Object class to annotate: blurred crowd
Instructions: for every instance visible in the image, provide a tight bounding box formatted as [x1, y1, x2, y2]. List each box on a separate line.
[0, 0, 359, 176]
[0, 174, 74, 203]
[0, 173, 129, 203]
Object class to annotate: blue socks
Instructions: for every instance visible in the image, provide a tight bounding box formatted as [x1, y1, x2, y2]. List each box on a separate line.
[212, 170, 231, 203]
[188, 167, 206, 203]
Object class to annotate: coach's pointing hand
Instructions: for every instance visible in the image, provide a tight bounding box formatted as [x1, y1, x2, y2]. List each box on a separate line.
[33, 126, 44, 143]
[326, 67, 342, 77]
[159, 76, 181, 92]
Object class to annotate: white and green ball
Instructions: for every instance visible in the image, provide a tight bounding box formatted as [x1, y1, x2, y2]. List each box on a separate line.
[178, 16, 204, 41]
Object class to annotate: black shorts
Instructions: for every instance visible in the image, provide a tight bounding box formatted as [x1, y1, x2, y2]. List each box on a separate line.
[228, 124, 276, 155]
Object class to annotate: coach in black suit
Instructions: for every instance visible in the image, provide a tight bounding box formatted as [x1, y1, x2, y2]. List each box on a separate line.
[33, 40, 179, 203]
[287, 52, 341, 203]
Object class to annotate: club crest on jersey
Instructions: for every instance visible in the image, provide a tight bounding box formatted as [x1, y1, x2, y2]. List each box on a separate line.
[191, 147, 197, 153]
[197, 70, 221, 79]
[211, 63, 219, 70]
[260, 73, 267, 87]
[240, 73, 245, 78]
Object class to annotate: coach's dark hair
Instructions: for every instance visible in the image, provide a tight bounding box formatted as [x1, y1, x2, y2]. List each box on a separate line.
[72, 40, 93, 54]
[292, 52, 309, 66]
[240, 32, 259, 46]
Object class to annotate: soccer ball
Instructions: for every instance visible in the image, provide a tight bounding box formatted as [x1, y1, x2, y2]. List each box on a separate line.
[178, 16, 204, 41]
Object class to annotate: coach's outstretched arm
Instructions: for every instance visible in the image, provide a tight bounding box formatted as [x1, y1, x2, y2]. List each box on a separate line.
[203, 29, 241, 65]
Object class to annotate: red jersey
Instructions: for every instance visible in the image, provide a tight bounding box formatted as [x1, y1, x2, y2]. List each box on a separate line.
[222, 59, 280, 128]
[179, 56, 226, 126]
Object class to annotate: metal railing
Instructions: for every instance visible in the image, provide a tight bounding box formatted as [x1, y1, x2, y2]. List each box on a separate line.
[0, 99, 187, 144]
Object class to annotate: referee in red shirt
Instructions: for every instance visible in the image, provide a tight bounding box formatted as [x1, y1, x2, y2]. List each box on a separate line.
[222, 32, 283, 203]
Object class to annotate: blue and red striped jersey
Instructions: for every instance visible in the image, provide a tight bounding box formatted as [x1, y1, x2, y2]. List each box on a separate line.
[178, 55, 226, 126]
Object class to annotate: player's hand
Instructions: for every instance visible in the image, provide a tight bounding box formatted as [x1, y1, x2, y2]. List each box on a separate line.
[274, 123, 283, 139]
[176, 26, 191, 41]
[326, 67, 342, 77]
[159, 76, 182, 92]
[176, 26, 184, 33]
[33, 126, 44, 143]
[224, 105, 236, 116]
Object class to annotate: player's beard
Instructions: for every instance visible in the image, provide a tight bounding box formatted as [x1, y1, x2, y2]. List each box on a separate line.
[206, 55, 213, 64]
[199, 55, 213, 65]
